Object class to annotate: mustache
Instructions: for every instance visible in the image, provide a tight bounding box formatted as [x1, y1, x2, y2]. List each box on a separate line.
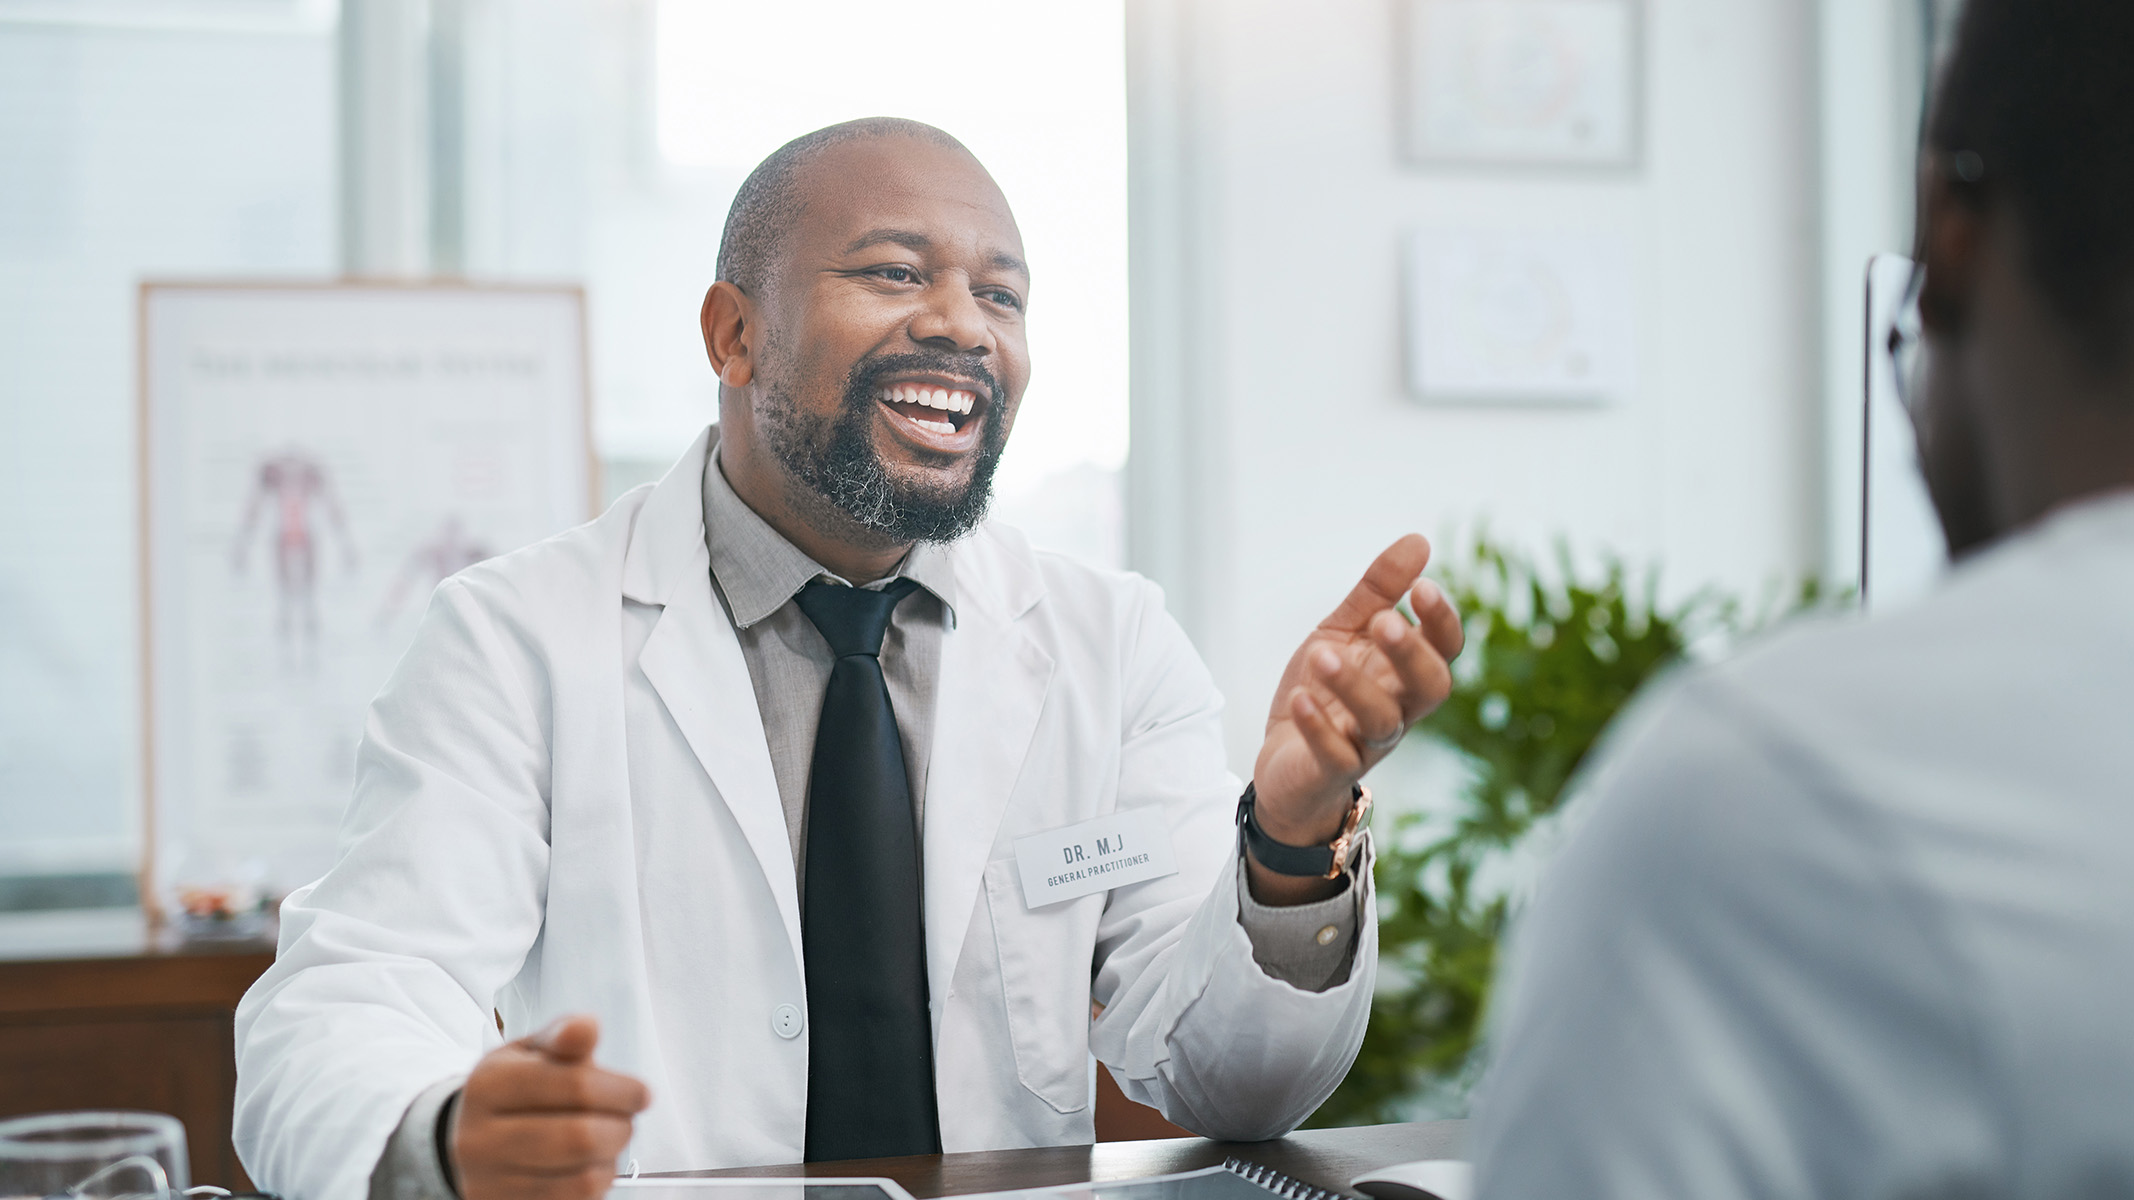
[843, 351, 1001, 409]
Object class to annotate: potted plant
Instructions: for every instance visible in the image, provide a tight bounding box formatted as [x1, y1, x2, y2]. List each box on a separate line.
[1311, 534, 1831, 1124]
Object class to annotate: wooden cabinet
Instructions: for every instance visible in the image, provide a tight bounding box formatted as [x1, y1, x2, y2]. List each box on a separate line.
[0, 938, 274, 1190]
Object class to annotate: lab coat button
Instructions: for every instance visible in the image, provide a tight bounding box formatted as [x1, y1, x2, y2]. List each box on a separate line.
[772, 1003, 804, 1039]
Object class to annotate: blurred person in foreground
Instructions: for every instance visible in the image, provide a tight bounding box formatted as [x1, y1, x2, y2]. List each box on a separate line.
[1472, 3, 2134, 1197]
[234, 117, 1464, 1200]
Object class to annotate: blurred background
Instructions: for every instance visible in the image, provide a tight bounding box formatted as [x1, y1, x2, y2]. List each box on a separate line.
[0, 0, 1955, 1129]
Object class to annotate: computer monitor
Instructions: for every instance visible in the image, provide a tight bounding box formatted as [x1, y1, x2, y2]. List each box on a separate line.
[1861, 253, 1948, 612]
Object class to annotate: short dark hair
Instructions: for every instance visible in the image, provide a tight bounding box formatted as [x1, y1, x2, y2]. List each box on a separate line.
[715, 117, 971, 298]
[1929, 0, 2134, 367]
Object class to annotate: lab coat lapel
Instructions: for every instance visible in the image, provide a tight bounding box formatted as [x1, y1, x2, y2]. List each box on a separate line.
[623, 431, 803, 972]
[924, 531, 1053, 1021]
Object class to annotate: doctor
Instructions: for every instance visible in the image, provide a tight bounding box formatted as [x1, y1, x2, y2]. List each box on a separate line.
[234, 118, 1462, 1200]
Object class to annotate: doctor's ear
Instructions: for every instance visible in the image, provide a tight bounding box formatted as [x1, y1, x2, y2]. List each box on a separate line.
[701, 281, 755, 388]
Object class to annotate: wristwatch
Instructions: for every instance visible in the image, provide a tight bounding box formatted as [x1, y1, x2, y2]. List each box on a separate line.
[1236, 782, 1372, 879]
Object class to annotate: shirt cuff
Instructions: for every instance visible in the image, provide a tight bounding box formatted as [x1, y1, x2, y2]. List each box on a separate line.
[368, 1075, 466, 1200]
[1234, 841, 1366, 992]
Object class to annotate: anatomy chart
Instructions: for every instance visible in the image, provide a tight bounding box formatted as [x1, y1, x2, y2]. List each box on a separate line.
[141, 283, 591, 910]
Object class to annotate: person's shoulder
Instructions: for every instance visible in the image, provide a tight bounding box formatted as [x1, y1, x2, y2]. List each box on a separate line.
[438, 483, 649, 622]
[952, 518, 1164, 621]
[1700, 495, 2134, 759]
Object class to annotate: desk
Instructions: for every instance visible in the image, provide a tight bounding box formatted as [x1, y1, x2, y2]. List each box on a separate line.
[685, 1122, 1468, 1198]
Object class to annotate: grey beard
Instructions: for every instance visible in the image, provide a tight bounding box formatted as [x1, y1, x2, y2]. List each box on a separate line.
[761, 373, 1005, 544]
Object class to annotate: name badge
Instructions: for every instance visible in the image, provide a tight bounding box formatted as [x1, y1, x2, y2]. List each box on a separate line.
[1013, 807, 1179, 909]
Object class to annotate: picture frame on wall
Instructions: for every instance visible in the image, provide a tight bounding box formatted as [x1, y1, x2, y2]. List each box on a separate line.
[1402, 0, 1643, 169]
[1404, 227, 1638, 405]
[138, 281, 595, 927]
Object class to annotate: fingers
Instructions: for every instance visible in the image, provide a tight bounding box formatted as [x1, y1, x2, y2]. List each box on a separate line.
[1322, 534, 1432, 633]
[454, 1019, 650, 1200]
[463, 1163, 618, 1200]
[1410, 577, 1464, 661]
[1368, 606, 1454, 724]
[1289, 687, 1363, 778]
[1307, 641, 1409, 748]
[456, 1112, 635, 1174]
[526, 1014, 600, 1063]
[467, 1054, 651, 1117]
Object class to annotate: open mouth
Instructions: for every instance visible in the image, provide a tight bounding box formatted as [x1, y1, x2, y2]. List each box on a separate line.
[875, 381, 984, 450]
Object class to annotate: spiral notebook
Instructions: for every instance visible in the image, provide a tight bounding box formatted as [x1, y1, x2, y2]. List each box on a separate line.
[609, 1158, 1466, 1200]
[958, 1159, 1349, 1200]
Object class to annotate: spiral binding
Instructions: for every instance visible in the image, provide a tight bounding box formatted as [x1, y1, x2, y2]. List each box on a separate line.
[1222, 1157, 1348, 1200]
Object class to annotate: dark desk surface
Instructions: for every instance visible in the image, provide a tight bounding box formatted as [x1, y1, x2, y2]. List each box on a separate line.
[684, 1122, 1467, 1198]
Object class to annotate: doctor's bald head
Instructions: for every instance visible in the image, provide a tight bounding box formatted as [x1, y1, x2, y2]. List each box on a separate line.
[699, 119, 1032, 559]
[715, 118, 975, 299]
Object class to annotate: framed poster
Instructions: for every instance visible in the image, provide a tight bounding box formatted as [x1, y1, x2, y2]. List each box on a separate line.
[1403, 0, 1641, 168]
[1404, 227, 1637, 404]
[139, 282, 594, 922]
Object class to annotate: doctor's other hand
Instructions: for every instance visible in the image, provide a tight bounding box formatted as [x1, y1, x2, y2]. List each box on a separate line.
[1250, 535, 1462, 893]
[449, 1014, 651, 1200]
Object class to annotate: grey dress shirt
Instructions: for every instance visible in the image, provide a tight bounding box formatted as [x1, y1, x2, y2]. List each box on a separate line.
[371, 439, 1360, 1199]
[700, 445, 952, 879]
[697, 447, 1359, 979]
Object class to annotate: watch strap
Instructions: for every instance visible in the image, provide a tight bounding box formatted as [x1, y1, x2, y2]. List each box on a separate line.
[1236, 782, 1372, 879]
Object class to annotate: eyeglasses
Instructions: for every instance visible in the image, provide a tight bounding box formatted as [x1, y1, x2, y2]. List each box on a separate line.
[1886, 258, 1927, 418]
[1885, 149, 1984, 420]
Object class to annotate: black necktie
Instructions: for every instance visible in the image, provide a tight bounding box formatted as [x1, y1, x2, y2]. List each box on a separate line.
[795, 578, 941, 1161]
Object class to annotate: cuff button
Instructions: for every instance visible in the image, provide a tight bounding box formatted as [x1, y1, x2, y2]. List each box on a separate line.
[1315, 924, 1340, 946]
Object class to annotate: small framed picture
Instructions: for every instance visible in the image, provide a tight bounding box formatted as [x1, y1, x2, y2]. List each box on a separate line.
[1404, 228, 1638, 405]
[1403, 0, 1642, 168]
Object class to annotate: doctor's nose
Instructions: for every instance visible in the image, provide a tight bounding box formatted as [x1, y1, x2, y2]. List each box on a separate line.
[909, 281, 994, 355]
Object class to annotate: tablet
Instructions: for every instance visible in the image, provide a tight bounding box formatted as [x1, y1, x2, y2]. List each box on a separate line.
[610, 1177, 917, 1200]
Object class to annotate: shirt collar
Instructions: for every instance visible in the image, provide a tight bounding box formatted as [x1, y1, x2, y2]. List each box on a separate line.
[703, 442, 958, 629]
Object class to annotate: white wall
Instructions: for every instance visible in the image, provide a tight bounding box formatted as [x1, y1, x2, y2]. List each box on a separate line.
[0, 15, 336, 874]
[1128, 0, 1825, 775]
[1817, 0, 1937, 585]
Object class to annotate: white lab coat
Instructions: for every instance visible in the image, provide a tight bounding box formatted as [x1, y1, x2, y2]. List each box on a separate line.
[234, 428, 1376, 1200]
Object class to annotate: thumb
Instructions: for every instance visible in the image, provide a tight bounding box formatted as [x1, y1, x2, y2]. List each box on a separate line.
[524, 1014, 600, 1064]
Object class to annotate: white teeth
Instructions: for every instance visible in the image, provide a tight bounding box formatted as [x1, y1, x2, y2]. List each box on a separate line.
[877, 385, 977, 416]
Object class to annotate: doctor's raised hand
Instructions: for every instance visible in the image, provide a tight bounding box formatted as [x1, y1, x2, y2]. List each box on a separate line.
[1246, 534, 1462, 904]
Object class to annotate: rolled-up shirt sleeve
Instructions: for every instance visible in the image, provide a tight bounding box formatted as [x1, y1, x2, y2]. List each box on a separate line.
[1235, 847, 1365, 992]
[368, 1076, 464, 1200]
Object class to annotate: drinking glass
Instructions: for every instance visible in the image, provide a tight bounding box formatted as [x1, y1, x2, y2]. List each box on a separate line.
[0, 1111, 190, 1200]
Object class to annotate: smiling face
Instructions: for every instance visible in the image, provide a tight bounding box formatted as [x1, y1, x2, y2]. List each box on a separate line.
[707, 132, 1031, 560]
